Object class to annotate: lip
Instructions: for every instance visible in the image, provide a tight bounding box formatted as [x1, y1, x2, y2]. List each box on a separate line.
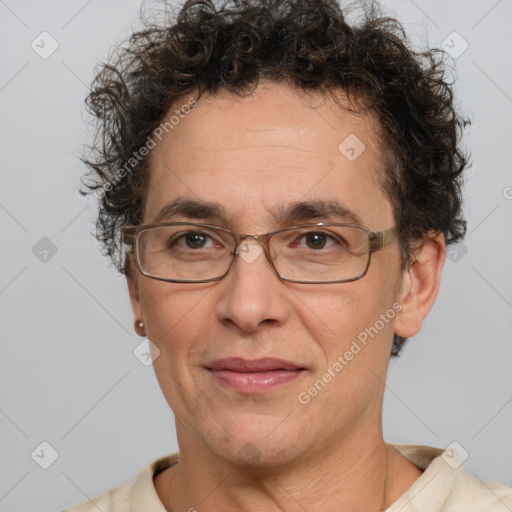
[207, 357, 303, 372]
[206, 357, 305, 393]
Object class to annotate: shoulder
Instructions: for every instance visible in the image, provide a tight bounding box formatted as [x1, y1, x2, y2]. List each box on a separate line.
[388, 443, 512, 511]
[453, 468, 512, 509]
[62, 480, 131, 512]
[61, 453, 179, 512]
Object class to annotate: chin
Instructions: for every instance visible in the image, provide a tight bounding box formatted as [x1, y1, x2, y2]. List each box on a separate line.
[202, 414, 308, 469]
[219, 439, 301, 469]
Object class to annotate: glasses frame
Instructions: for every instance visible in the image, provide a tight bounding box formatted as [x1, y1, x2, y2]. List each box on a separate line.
[121, 222, 397, 284]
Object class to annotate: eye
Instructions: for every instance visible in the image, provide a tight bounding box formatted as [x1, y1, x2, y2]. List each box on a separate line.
[295, 231, 339, 250]
[302, 232, 331, 249]
[171, 231, 217, 250]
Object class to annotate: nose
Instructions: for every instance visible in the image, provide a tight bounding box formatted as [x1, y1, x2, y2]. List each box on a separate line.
[214, 237, 290, 332]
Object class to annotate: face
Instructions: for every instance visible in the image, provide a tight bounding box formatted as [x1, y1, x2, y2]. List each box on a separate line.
[127, 82, 428, 467]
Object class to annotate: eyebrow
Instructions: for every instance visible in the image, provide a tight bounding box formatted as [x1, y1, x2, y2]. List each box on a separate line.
[152, 197, 363, 227]
[273, 200, 362, 226]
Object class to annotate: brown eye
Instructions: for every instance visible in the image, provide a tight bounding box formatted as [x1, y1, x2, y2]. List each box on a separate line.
[169, 231, 214, 250]
[183, 233, 208, 249]
[304, 232, 329, 249]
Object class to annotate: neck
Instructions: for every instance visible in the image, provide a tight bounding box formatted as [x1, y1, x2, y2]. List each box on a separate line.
[155, 427, 422, 512]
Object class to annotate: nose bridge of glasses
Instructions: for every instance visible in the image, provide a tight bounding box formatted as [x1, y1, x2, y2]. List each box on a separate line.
[233, 233, 275, 267]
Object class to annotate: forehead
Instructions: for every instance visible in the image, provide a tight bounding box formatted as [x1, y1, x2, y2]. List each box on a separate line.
[144, 82, 393, 229]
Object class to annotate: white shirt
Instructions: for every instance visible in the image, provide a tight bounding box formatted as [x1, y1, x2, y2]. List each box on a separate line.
[63, 444, 512, 511]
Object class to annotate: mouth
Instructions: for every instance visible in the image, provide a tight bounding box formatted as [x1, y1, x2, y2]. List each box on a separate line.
[205, 357, 306, 393]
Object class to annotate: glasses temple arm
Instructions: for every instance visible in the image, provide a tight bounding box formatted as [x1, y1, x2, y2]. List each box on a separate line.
[370, 228, 398, 251]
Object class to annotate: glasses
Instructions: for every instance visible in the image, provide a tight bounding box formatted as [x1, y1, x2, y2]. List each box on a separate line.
[121, 222, 397, 284]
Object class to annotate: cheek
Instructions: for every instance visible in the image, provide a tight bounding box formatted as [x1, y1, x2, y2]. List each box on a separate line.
[297, 283, 376, 334]
[139, 282, 213, 352]
[302, 272, 400, 362]
[138, 284, 214, 412]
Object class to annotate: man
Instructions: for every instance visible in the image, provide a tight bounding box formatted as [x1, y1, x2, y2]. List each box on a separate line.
[66, 0, 512, 510]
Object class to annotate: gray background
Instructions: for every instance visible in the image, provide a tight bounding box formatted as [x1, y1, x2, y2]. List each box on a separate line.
[0, 0, 511, 510]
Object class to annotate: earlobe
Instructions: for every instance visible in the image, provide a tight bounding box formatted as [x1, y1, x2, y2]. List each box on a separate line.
[394, 232, 446, 339]
[127, 275, 144, 335]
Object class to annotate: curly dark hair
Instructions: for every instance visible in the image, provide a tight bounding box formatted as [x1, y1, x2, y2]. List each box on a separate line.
[80, 0, 471, 357]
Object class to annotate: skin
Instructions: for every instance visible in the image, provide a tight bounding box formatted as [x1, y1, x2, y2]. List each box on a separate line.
[127, 81, 446, 511]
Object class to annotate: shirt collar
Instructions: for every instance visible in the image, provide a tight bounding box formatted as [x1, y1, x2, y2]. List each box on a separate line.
[128, 444, 463, 512]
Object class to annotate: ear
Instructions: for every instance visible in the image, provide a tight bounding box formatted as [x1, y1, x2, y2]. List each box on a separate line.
[394, 232, 446, 338]
[126, 260, 145, 336]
